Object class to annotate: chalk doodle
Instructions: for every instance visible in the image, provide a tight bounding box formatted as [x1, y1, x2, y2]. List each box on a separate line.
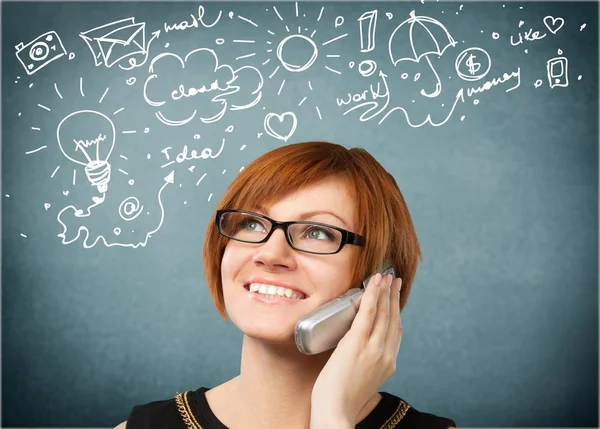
[464, 67, 521, 98]
[389, 10, 457, 98]
[236, 2, 346, 120]
[56, 171, 174, 248]
[25, 145, 47, 155]
[341, 59, 521, 127]
[118, 197, 144, 221]
[15, 31, 67, 75]
[22, 73, 149, 249]
[358, 10, 378, 53]
[25, 77, 133, 191]
[337, 70, 390, 122]
[543, 16, 565, 34]
[264, 112, 298, 142]
[143, 48, 263, 126]
[9, 2, 588, 248]
[241, 3, 347, 77]
[56, 110, 116, 193]
[160, 137, 226, 168]
[358, 60, 377, 77]
[163, 5, 222, 34]
[80, 17, 161, 70]
[547, 51, 569, 88]
[510, 25, 547, 46]
[455, 48, 491, 82]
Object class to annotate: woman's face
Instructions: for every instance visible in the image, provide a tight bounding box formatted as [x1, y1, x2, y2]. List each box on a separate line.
[220, 175, 360, 345]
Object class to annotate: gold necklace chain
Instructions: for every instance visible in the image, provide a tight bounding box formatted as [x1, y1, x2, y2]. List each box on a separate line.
[381, 399, 411, 429]
[175, 391, 204, 429]
[175, 390, 410, 429]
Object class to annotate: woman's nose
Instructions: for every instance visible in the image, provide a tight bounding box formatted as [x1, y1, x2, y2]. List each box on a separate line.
[252, 228, 294, 267]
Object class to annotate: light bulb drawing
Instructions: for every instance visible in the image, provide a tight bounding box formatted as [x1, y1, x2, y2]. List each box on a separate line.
[56, 110, 115, 193]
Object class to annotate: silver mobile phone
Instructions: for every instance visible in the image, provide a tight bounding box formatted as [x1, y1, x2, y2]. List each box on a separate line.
[295, 263, 395, 355]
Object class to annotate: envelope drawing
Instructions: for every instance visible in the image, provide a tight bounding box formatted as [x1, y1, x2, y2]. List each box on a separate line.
[80, 17, 147, 68]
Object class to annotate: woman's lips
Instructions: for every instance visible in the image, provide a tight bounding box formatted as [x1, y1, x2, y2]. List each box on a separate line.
[244, 277, 309, 297]
[244, 285, 308, 305]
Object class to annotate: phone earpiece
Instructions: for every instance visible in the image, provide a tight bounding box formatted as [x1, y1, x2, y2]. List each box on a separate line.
[361, 260, 395, 288]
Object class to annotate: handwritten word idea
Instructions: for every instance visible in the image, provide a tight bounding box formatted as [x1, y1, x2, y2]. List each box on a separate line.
[161, 138, 226, 168]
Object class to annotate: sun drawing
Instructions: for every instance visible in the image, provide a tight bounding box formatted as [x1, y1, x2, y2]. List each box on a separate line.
[233, 2, 347, 120]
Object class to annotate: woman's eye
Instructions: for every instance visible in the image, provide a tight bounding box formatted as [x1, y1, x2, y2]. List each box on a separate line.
[241, 218, 268, 232]
[304, 227, 334, 240]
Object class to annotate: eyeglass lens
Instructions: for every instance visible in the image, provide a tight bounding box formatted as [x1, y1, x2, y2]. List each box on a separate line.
[219, 212, 343, 253]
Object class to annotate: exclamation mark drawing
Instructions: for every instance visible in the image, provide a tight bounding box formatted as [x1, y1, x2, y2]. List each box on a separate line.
[358, 10, 378, 52]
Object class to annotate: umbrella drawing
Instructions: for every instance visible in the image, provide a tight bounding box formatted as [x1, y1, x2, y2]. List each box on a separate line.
[388, 10, 457, 98]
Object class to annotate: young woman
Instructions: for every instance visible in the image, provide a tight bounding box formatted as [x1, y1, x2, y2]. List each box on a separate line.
[116, 141, 457, 428]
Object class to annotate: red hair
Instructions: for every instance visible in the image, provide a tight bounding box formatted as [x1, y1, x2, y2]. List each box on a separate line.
[202, 141, 421, 320]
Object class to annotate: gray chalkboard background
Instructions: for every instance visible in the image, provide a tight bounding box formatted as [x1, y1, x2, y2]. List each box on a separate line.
[2, 1, 598, 427]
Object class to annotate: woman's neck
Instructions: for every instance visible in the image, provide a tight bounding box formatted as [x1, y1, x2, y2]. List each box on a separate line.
[206, 336, 381, 429]
[236, 336, 331, 427]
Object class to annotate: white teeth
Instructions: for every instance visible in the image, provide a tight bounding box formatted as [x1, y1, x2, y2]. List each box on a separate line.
[247, 283, 305, 299]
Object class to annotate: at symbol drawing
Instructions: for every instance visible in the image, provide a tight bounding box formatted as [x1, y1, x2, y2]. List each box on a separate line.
[388, 10, 457, 98]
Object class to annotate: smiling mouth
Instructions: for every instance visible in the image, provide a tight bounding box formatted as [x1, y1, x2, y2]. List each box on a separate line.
[244, 283, 307, 300]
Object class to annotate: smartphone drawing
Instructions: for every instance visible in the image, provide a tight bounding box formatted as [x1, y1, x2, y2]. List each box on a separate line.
[295, 262, 395, 355]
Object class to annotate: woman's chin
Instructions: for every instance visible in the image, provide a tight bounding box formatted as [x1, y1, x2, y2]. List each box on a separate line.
[236, 321, 297, 345]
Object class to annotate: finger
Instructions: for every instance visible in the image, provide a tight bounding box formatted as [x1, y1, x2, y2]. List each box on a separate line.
[350, 272, 383, 339]
[385, 278, 403, 356]
[369, 273, 392, 342]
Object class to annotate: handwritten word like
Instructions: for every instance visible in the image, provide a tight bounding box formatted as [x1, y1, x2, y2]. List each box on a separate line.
[510, 28, 547, 46]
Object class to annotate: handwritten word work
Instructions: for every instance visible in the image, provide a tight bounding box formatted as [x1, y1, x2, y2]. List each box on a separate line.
[11, 2, 584, 249]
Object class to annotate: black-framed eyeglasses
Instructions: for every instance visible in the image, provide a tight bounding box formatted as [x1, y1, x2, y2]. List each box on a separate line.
[215, 209, 365, 255]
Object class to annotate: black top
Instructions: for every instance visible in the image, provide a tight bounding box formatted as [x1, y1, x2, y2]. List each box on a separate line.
[126, 387, 456, 429]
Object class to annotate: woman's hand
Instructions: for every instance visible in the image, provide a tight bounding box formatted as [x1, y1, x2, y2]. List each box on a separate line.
[310, 273, 404, 427]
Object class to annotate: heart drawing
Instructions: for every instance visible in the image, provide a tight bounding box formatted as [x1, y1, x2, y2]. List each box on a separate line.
[543, 16, 564, 35]
[264, 112, 297, 142]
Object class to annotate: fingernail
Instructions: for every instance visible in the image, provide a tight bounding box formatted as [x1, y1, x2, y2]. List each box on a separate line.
[397, 278, 403, 292]
[374, 273, 383, 286]
[387, 274, 393, 286]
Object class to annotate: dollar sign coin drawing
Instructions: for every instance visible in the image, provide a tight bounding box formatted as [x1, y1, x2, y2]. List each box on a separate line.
[465, 54, 481, 75]
[455, 47, 491, 82]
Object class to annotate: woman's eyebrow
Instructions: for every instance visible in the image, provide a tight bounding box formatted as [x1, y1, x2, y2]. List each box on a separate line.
[297, 210, 350, 228]
[254, 205, 350, 228]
